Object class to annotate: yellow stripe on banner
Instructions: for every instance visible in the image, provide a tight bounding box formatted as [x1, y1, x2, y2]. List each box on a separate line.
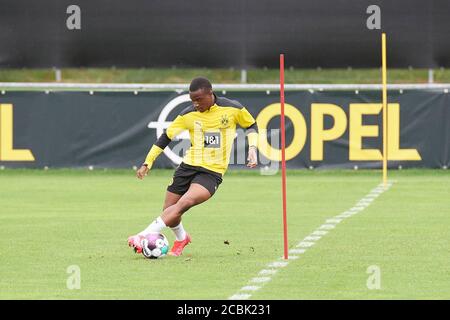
[381, 33, 388, 186]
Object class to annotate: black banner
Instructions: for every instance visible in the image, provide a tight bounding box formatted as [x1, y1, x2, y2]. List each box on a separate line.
[0, 0, 449, 68]
[0, 90, 448, 169]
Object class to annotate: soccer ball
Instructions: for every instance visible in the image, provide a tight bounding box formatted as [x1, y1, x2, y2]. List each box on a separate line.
[141, 233, 170, 259]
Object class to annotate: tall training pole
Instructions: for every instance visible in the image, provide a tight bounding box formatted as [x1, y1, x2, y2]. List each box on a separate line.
[280, 54, 288, 260]
[382, 33, 388, 186]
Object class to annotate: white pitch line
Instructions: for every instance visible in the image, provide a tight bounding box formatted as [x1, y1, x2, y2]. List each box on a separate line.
[229, 293, 251, 300]
[325, 219, 342, 224]
[350, 206, 365, 211]
[319, 224, 336, 230]
[355, 202, 370, 207]
[289, 248, 306, 254]
[312, 230, 328, 236]
[250, 277, 271, 283]
[241, 286, 261, 291]
[336, 214, 353, 219]
[304, 235, 322, 241]
[228, 182, 394, 300]
[297, 241, 315, 248]
[268, 261, 289, 268]
[259, 269, 277, 275]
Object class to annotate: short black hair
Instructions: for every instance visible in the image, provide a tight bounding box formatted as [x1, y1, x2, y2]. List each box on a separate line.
[189, 77, 212, 92]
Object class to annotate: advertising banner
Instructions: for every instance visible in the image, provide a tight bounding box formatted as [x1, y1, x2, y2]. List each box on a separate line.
[0, 90, 448, 169]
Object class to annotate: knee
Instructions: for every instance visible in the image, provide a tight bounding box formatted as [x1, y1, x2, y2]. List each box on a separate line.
[176, 197, 196, 213]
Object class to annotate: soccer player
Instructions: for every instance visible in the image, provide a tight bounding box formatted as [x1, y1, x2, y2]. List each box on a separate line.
[128, 77, 258, 256]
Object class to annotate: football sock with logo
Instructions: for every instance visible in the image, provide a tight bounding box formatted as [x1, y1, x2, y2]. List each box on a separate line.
[171, 222, 187, 241]
[138, 217, 166, 236]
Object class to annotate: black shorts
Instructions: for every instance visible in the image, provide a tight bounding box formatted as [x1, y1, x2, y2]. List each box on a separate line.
[167, 162, 223, 196]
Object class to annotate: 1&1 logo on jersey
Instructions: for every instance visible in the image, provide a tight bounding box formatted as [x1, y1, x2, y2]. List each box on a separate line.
[204, 132, 221, 148]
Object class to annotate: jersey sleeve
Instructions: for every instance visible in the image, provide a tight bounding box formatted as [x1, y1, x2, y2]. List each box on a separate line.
[143, 114, 186, 167]
[235, 107, 257, 128]
[166, 115, 186, 140]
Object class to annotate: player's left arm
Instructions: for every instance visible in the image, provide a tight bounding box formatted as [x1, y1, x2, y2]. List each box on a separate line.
[236, 107, 258, 168]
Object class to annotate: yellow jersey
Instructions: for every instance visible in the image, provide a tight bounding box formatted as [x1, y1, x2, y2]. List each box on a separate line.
[144, 95, 258, 175]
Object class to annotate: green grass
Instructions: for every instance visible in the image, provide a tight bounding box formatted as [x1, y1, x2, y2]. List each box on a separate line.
[0, 169, 449, 299]
[1, 68, 449, 85]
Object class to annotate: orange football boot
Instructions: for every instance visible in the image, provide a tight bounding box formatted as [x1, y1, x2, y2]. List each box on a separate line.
[127, 234, 145, 254]
[168, 233, 192, 256]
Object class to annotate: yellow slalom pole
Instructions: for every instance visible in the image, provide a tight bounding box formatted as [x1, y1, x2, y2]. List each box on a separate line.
[381, 33, 388, 186]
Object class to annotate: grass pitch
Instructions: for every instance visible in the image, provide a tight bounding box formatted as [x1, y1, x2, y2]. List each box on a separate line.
[1, 68, 449, 85]
[0, 169, 449, 299]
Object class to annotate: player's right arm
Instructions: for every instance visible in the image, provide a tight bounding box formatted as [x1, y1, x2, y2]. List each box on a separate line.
[136, 115, 186, 180]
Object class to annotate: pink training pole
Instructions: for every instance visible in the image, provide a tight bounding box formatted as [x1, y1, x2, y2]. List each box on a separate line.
[280, 54, 288, 260]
